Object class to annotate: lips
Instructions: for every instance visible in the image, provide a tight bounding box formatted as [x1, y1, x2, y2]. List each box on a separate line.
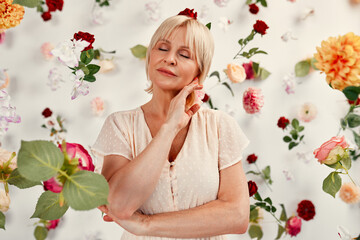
[157, 68, 176, 77]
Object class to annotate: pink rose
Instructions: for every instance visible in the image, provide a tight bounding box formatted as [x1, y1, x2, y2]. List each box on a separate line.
[43, 176, 63, 193]
[59, 142, 95, 171]
[227, 63, 246, 83]
[285, 216, 302, 237]
[46, 219, 60, 230]
[242, 61, 255, 80]
[313, 136, 349, 164]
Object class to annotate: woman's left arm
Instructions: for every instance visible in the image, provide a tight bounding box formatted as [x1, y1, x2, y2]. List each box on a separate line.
[102, 160, 249, 238]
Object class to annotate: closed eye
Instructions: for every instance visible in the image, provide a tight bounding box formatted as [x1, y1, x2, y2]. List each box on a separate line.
[180, 54, 190, 59]
[159, 48, 167, 51]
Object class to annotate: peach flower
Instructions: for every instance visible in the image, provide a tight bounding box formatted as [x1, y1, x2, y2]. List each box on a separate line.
[0, 0, 25, 30]
[243, 87, 264, 114]
[339, 182, 360, 204]
[0, 147, 17, 170]
[313, 136, 349, 164]
[0, 189, 10, 212]
[91, 97, 104, 116]
[41, 42, 55, 60]
[298, 102, 317, 122]
[98, 59, 115, 73]
[227, 63, 246, 83]
[314, 32, 360, 91]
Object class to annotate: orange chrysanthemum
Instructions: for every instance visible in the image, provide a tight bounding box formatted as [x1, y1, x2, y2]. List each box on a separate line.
[339, 182, 360, 204]
[0, 0, 25, 30]
[314, 32, 360, 91]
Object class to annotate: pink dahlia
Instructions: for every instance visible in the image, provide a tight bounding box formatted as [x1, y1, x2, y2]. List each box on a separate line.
[242, 87, 264, 114]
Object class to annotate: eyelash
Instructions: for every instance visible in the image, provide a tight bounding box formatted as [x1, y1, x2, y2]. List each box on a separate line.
[158, 48, 190, 59]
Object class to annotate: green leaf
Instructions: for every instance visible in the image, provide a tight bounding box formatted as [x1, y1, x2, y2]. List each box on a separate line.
[248, 224, 263, 240]
[94, 49, 101, 59]
[34, 226, 48, 240]
[295, 60, 310, 77]
[325, 162, 342, 170]
[130, 44, 147, 59]
[310, 57, 319, 70]
[291, 118, 299, 129]
[246, 0, 252, 4]
[254, 192, 262, 201]
[238, 39, 244, 46]
[322, 172, 342, 198]
[279, 203, 287, 221]
[255, 50, 268, 55]
[271, 206, 276, 212]
[8, 168, 42, 189]
[283, 136, 292, 142]
[83, 75, 96, 82]
[340, 156, 352, 171]
[289, 142, 298, 150]
[260, 0, 267, 7]
[255, 202, 266, 207]
[252, 62, 260, 75]
[12, 0, 41, 8]
[353, 131, 360, 148]
[210, 71, 220, 82]
[347, 113, 360, 128]
[355, 234, 360, 240]
[275, 224, 286, 239]
[205, 22, 211, 30]
[31, 191, 69, 220]
[290, 129, 297, 138]
[0, 212, 5, 230]
[62, 171, 109, 210]
[250, 204, 256, 211]
[222, 82, 234, 97]
[208, 98, 214, 109]
[87, 64, 101, 75]
[17, 140, 64, 182]
[300, 135, 304, 141]
[259, 68, 270, 80]
[249, 48, 259, 54]
[80, 67, 89, 75]
[246, 170, 261, 175]
[249, 207, 259, 222]
[343, 86, 360, 101]
[263, 197, 272, 205]
[80, 49, 94, 65]
[262, 166, 271, 180]
[298, 126, 304, 132]
[265, 206, 271, 212]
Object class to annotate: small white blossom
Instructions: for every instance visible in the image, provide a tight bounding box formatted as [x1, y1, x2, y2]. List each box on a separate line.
[47, 67, 65, 91]
[51, 39, 89, 68]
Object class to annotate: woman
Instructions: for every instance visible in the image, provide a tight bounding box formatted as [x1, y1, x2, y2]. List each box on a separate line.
[91, 8, 250, 239]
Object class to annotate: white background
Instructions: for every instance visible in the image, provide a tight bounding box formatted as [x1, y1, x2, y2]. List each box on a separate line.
[1, 0, 360, 239]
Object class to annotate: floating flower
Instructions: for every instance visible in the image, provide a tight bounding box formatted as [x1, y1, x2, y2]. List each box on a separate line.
[42, 108, 53, 118]
[338, 225, 354, 240]
[73, 31, 95, 52]
[297, 200, 316, 221]
[249, 4, 259, 14]
[41, 11, 51, 21]
[242, 61, 255, 80]
[313, 136, 349, 165]
[253, 20, 269, 35]
[214, 0, 230, 7]
[202, 93, 210, 103]
[61, 142, 95, 171]
[283, 72, 296, 94]
[227, 63, 246, 83]
[298, 103, 317, 122]
[248, 180, 258, 197]
[243, 87, 264, 114]
[0, 30, 5, 44]
[98, 59, 115, 73]
[281, 30, 298, 42]
[277, 117, 290, 129]
[314, 32, 360, 91]
[0, 1, 25, 30]
[0, 69, 9, 89]
[41, 42, 55, 60]
[0, 147, 17, 171]
[247, 154, 258, 164]
[198, 5, 209, 19]
[300, 7, 314, 21]
[285, 216, 302, 237]
[283, 169, 294, 181]
[51, 39, 89, 68]
[0, 89, 21, 137]
[92, 6, 106, 25]
[145, 2, 161, 22]
[218, 17, 232, 32]
[0, 189, 10, 212]
[71, 80, 89, 100]
[91, 97, 104, 116]
[177, 8, 197, 20]
[339, 182, 360, 204]
[43, 176, 63, 193]
[46, 219, 60, 230]
[47, 67, 64, 91]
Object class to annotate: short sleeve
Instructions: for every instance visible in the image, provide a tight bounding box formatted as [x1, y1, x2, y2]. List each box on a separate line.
[90, 113, 133, 173]
[217, 111, 250, 171]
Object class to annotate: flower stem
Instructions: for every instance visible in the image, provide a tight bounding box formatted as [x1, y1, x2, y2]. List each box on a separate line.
[4, 182, 9, 194]
[341, 165, 358, 186]
[255, 163, 272, 192]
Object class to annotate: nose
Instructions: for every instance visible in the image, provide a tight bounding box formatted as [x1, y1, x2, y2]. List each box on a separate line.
[163, 52, 176, 65]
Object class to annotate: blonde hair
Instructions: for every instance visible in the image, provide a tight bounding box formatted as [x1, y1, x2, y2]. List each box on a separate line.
[144, 15, 214, 106]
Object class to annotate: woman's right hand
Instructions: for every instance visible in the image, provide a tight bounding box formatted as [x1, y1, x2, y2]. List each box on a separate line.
[165, 78, 203, 132]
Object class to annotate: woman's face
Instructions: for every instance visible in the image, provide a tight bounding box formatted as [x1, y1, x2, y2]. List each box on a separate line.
[148, 26, 200, 92]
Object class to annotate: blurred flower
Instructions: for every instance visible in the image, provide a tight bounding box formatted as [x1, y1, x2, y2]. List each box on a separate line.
[41, 11, 51, 21]
[0, 189, 10, 212]
[43, 176, 63, 193]
[249, 4, 259, 14]
[351, 0, 360, 3]
[178, 8, 197, 20]
[71, 80, 89, 100]
[91, 97, 104, 116]
[282, 169, 294, 181]
[0, 69, 9, 89]
[47, 67, 64, 91]
[283, 72, 296, 94]
[247, 154, 258, 164]
[44, 116, 61, 131]
[92, 6, 106, 25]
[339, 182, 360, 204]
[46, 0, 63, 12]
[337, 225, 354, 240]
[300, 7, 314, 21]
[281, 30, 298, 42]
[214, 0, 230, 7]
[243, 87, 264, 114]
[277, 117, 290, 129]
[288, 0, 296, 2]
[0, 1, 25, 30]
[296, 151, 314, 164]
[348, 98, 360, 105]
[313, 136, 349, 165]
[297, 200, 316, 221]
[61, 142, 95, 171]
[253, 20, 269, 35]
[98, 59, 115, 73]
[218, 17, 232, 32]
[202, 93, 210, 103]
[194, 89, 205, 105]
[73, 31, 95, 52]
[227, 63, 246, 83]
[198, 5, 209, 19]
[51, 39, 89, 68]
[70, 69, 85, 82]
[0, 30, 5, 44]
[42, 108, 53, 118]
[145, 2, 161, 22]
[298, 103, 317, 122]
[46, 219, 60, 230]
[248, 180, 258, 197]
[0, 89, 21, 137]
[242, 61, 255, 80]
[0, 147, 17, 171]
[314, 32, 360, 91]
[41, 42, 55, 60]
[285, 216, 302, 237]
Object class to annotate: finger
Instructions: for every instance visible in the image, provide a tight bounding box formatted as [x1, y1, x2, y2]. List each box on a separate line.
[98, 205, 108, 213]
[103, 214, 114, 222]
[179, 81, 202, 99]
[186, 104, 200, 117]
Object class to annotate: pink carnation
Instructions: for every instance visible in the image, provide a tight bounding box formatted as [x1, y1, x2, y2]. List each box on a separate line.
[242, 87, 264, 114]
[43, 176, 63, 193]
[285, 216, 302, 237]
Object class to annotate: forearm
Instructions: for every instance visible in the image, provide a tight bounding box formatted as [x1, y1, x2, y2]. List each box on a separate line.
[108, 123, 178, 218]
[145, 199, 248, 238]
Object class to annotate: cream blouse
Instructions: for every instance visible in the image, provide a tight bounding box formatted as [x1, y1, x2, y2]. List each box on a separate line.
[91, 106, 250, 240]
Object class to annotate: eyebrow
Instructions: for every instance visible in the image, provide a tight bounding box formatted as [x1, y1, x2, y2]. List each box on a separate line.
[159, 39, 190, 50]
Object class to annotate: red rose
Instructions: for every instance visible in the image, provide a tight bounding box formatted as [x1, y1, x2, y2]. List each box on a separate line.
[247, 154, 258, 164]
[248, 180, 258, 197]
[297, 200, 315, 221]
[73, 31, 95, 52]
[178, 8, 197, 20]
[46, 0, 63, 12]
[242, 61, 255, 80]
[253, 20, 269, 35]
[249, 4, 259, 14]
[46, 219, 60, 230]
[42, 108, 53, 118]
[277, 116, 290, 129]
[202, 93, 210, 103]
[41, 11, 52, 21]
[348, 98, 360, 105]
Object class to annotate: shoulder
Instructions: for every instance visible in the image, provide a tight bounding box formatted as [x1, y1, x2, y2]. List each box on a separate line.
[107, 107, 141, 121]
[196, 107, 235, 124]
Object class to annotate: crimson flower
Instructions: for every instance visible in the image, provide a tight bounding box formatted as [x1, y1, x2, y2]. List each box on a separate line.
[277, 116, 290, 129]
[46, 0, 63, 12]
[247, 154, 258, 164]
[178, 8, 197, 20]
[46, 219, 60, 230]
[202, 93, 210, 103]
[248, 180, 258, 197]
[42, 108, 53, 118]
[249, 4, 259, 14]
[348, 98, 360, 105]
[41, 11, 52, 21]
[73, 31, 95, 52]
[253, 20, 269, 35]
[297, 200, 315, 221]
[243, 61, 255, 79]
